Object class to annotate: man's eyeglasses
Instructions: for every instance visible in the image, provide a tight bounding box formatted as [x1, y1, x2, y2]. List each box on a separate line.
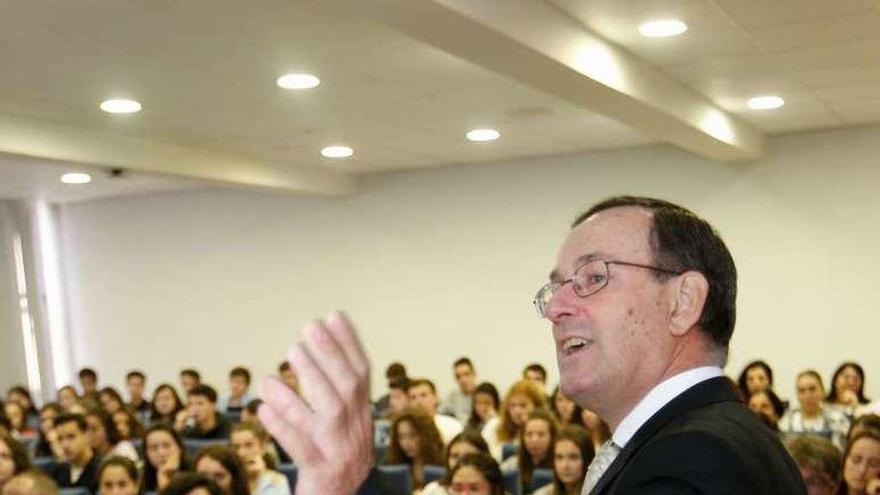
[533, 259, 683, 318]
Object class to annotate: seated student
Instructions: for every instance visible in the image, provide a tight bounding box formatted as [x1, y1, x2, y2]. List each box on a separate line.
[230, 422, 290, 495]
[34, 403, 63, 459]
[482, 380, 547, 461]
[125, 370, 152, 423]
[1, 470, 59, 495]
[150, 384, 185, 427]
[179, 370, 201, 397]
[441, 357, 478, 424]
[549, 386, 584, 429]
[84, 409, 139, 462]
[0, 434, 32, 492]
[50, 413, 102, 493]
[848, 415, 880, 444]
[522, 364, 550, 398]
[465, 383, 499, 435]
[533, 426, 595, 495]
[840, 430, 880, 495]
[372, 362, 407, 419]
[422, 431, 490, 495]
[737, 360, 775, 399]
[219, 367, 255, 415]
[384, 377, 410, 420]
[56, 386, 79, 412]
[98, 387, 126, 415]
[183, 385, 231, 440]
[578, 408, 611, 451]
[501, 409, 557, 494]
[784, 435, 842, 495]
[407, 379, 463, 445]
[384, 407, 445, 490]
[96, 456, 140, 495]
[827, 362, 872, 414]
[194, 445, 251, 495]
[241, 400, 288, 466]
[111, 407, 145, 443]
[749, 388, 787, 432]
[5, 387, 39, 430]
[78, 369, 99, 402]
[3, 402, 35, 438]
[160, 472, 224, 495]
[779, 370, 851, 450]
[143, 423, 191, 493]
[448, 453, 505, 495]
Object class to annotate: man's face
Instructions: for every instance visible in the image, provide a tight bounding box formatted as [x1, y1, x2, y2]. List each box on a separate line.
[407, 384, 438, 414]
[229, 376, 248, 397]
[189, 396, 215, 425]
[80, 376, 96, 394]
[56, 421, 89, 463]
[545, 207, 674, 418]
[126, 376, 145, 400]
[454, 364, 476, 394]
[180, 374, 198, 393]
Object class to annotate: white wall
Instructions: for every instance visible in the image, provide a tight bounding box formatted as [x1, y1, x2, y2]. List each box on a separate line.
[59, 125, 880, 404]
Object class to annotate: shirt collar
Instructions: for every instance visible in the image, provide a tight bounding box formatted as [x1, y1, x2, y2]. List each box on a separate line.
[612, 366, 723, 448]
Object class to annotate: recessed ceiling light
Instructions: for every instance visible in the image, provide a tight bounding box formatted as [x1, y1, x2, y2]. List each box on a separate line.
[61, 172, 92, 185]
[100, 99, 142, 114]
[466, 128, 500, 142]
[321, 145, 354, 158]
[747, 95, 785, 110]
[277, 73, 321, 90]
[638, 19, 688, 38]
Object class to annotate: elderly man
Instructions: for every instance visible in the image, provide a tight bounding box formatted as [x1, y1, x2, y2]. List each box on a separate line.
[259, 196, 806, 494]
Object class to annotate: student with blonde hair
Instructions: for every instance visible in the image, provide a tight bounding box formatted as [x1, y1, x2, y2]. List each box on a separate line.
[481, 380, 547, 461]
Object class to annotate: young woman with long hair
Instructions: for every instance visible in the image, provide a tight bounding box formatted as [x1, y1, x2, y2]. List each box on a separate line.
[533, 426, 595, 495]
[482, 380, 547, 461]
[384, 407, 445, 490]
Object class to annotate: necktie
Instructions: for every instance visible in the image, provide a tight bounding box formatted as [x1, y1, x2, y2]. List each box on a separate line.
[581, 440, 621, 494]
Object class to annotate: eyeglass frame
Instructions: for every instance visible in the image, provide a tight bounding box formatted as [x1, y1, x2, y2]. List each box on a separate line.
[533, 259, 685, 318]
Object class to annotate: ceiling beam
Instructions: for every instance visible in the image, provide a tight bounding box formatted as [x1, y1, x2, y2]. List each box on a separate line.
[0, 114, 358, 196]
[331, 0, 764, 161]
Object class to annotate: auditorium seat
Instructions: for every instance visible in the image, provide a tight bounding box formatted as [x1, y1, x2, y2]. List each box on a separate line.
[501, 442, 519, 461]
[278, 463, 297, 491]
[503, 469, 521, 495]
[531, 468, 554, 491]
[32, 456, 57, 475]
[423, 464, 446, 485]
[376, 464, 413, 495]
[59, 488, 90, 495]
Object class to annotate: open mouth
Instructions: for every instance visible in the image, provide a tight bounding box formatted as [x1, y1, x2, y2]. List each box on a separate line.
[562, 337, 591, 356]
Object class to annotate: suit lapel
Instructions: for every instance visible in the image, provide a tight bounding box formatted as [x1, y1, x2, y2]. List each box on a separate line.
[590, 377, 738, 494]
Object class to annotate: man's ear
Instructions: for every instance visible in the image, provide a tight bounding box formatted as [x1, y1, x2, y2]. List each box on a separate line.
[669, 271, 709, 337]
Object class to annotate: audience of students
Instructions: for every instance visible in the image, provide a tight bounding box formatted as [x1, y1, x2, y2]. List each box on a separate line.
[2, 358, 878, 494]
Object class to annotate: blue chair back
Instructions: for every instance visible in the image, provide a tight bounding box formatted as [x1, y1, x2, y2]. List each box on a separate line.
[502, 469, 521, 495]
[373, 444, 387, 465]
[423, 464, 446, 485]
[376, 464, 413, 495]
[501, 442, 519, 461]
[531, 468, 554, 491]
[278, 463, 298, 492]
[374, 419, 392, 447]
[32, 456, 57, 475]
[59, 488, 90, 495]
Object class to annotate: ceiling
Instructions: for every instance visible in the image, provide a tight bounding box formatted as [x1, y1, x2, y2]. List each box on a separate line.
[1, 0, 878, 200]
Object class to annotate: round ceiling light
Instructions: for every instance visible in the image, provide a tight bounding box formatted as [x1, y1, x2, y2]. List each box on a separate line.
[61, 172, 92, 185]
[638, 19, 688, 37]
[747, 95, 785, 110]
[277, 73, 321, 90]
[321, 145, 354, 158]
[466, 128, 500, 142]
[100, 99, 142, 114]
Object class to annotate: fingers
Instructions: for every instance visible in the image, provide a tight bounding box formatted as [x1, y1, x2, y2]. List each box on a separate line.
[326, 312, 371, 386]
[289, 337, 345, 422]
[259, 376, 320, 464]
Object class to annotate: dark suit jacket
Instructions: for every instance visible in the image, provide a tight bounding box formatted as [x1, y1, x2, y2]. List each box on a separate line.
[52, 452, 102, 493]
[592, 377, 806, 495]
